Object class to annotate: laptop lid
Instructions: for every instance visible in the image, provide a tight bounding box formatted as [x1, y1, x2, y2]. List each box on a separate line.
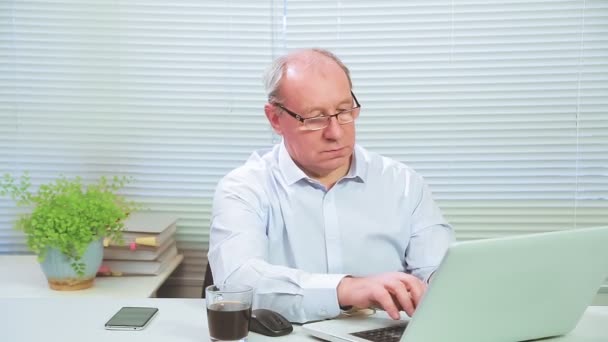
[303, 226, 608, 342]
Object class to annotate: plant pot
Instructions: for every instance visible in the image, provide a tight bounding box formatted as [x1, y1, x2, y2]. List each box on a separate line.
[39, 238, 104, 291]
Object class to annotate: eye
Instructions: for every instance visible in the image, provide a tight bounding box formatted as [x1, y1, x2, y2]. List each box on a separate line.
[308, 116, 328, 123]
[307, 111, 324, 118]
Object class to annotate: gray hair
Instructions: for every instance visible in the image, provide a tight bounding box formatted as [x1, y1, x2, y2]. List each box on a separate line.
[263, 48, 353, 103]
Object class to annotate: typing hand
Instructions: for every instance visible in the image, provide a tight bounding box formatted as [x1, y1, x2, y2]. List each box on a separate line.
[337, 272, 427, 320]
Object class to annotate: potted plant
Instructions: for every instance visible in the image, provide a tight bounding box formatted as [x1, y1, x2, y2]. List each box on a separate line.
[0, 173, 139, 290]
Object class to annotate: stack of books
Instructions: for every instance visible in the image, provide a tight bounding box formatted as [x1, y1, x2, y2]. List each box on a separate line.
[99, 212, 180, 276]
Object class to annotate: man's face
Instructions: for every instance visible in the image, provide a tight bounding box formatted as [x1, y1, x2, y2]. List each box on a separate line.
[266, 59, 357, 180]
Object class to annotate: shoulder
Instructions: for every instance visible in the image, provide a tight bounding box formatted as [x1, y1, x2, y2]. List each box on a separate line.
[356, 146, 428, 202]
[358, 145, 424, 184]
[211, 148, 278, 223]
[216, 145, 278, 197]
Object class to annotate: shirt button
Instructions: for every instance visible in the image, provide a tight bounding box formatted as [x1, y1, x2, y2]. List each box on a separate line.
[319, 308, 328, 316]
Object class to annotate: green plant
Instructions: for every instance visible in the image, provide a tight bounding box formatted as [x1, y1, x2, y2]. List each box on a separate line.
[0, 173, 139, 276]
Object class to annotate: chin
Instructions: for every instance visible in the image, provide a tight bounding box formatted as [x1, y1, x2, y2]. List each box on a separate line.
[321, 155, 351, 171]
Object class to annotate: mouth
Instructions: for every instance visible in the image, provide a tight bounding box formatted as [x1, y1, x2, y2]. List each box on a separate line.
[324, 147, 345, 153]
[323, 146, 349, 155]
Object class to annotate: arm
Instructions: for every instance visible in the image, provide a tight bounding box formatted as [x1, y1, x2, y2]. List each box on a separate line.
[337, 173, 452, 319]
[405, 173, 455, 282]
[208, 174, 346, 323]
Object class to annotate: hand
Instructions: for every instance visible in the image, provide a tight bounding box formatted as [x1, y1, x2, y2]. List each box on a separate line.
[337, 272, 427, 320]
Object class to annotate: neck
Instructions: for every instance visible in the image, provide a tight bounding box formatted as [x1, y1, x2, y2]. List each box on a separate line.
[318, 164, 350, 189]
[299, 157, 352, 190]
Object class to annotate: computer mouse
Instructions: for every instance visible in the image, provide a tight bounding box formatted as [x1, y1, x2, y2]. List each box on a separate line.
[249, 308, 293, 337]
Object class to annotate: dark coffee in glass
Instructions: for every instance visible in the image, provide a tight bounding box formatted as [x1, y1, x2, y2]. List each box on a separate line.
[206, 284, 253, 342]
[207, 302, 252, 341]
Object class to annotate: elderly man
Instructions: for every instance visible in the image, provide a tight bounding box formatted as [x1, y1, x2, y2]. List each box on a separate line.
[208, 48, 454, 323]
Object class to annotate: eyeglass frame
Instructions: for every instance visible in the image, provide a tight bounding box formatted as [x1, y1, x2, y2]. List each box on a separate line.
[271, 91, 361, 130]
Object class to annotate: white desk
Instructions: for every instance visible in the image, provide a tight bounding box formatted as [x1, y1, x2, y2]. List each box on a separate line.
[1, 298, 607, 342]
[0, 255, 183, 298]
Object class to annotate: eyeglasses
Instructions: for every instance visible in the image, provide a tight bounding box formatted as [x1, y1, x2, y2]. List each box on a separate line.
[272, 91, 361, 131]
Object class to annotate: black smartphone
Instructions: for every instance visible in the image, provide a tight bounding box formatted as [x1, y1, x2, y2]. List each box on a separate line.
[104, 307, 159, 331]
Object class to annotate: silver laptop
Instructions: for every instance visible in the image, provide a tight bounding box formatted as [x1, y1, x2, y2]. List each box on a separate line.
[303, 226, 608, 342]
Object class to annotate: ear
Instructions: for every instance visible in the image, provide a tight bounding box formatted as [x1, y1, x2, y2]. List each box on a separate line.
[264, 103, 283, 135]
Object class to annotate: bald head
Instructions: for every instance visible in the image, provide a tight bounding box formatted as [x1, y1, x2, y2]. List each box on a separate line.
[263, 48, 353, 103]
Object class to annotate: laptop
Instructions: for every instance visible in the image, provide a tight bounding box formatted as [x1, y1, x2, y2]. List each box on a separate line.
[303, 226, 608, 342]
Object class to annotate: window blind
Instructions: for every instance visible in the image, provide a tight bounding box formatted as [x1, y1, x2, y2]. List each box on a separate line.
[0, 0, 279, 286]
[283, 0, 607, 239]
[1, 0, 606, 289]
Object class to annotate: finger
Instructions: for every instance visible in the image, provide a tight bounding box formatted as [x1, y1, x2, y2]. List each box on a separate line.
[387, 281, 415, 317]
[404, 279, 425, 308]
[390, 294, 403, 311]
[395, 274, 427, 308]
[374, 289, 401, 320]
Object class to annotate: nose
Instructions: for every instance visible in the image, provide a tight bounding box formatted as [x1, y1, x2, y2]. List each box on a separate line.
[322, 116, 344, 140]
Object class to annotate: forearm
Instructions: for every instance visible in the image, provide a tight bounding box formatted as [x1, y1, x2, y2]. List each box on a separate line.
[219, 258, 346, 323]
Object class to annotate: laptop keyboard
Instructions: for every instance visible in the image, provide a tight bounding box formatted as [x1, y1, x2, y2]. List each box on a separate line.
[350, 323, 408, 342]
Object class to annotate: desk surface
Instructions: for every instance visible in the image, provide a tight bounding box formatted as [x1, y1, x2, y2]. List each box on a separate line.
[0, 254, 183, 298]
[1, 298, 607, 342]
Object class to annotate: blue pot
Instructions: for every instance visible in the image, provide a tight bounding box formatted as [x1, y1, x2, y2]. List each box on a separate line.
[39, 238, 104, 291]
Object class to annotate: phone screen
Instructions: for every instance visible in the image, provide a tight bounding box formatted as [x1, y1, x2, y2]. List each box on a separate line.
[105, 307, 159, 330]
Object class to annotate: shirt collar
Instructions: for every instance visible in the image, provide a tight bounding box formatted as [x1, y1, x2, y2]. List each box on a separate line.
[278, 140, 369, 186]
[278, 141, 308, 186]
[347, 144, 368, 183]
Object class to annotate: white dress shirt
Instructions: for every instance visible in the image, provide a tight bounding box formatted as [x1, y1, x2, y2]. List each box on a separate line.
[208, 142, 454, 323]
